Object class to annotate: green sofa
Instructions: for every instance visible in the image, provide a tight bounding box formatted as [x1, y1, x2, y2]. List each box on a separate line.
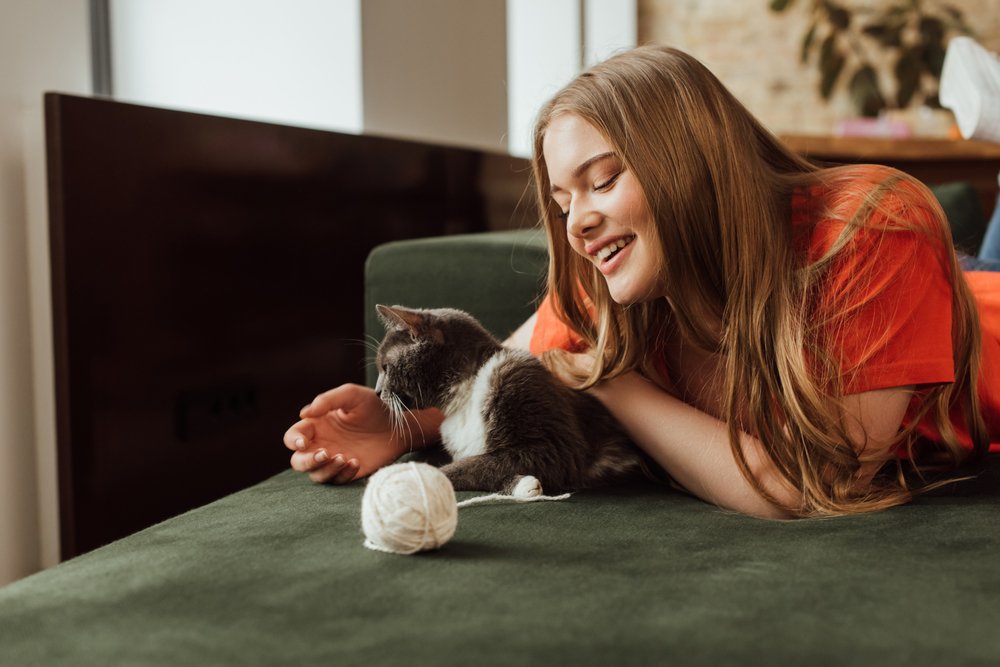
[1, 185, 998, 666]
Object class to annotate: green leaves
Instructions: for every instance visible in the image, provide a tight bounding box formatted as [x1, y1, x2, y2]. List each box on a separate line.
[819, 35, 846, 100]
[849, 65, 886, 117]
[918, 17, 946, 77]
[862, 21, 904, 47]
[802, 23, 817, 63]
[827, 5, 851, 30]
[895, 47, 922, 108]
[787, 0, 981, 114]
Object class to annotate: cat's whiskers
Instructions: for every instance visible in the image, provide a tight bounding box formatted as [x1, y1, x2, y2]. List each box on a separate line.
[384, 392, 419, 452]
[346, 337, 381, 372]
[387, 393, 404, 442]
[392, 394, 418, 452]
[398, 398, 424, 453]
[347, 336, 381, 355]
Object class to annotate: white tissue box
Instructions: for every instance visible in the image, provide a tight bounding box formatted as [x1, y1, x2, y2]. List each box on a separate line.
[939, 36, 1000, 144]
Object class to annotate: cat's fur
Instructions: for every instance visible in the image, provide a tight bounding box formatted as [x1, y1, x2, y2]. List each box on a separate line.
[374, 304, 641, 497]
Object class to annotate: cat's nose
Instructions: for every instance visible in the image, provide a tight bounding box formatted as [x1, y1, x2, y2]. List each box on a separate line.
[374, 373, 384, 397]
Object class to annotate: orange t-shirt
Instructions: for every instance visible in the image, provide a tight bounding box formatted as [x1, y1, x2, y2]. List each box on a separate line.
[530, 166, 1000, 454]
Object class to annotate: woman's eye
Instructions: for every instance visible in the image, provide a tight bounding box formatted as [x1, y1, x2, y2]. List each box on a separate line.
[556, 210, 569, 219]
[595, 172, 621, 191]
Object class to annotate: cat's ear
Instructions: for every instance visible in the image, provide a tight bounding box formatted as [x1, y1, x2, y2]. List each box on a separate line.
[376, 305, 432, 340]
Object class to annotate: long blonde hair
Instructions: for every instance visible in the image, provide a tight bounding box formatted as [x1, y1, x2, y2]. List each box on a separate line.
[532, 46, 988, 516]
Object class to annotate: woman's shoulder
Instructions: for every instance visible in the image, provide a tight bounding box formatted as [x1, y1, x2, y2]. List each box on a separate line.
[810, 164, 936, 216]
[794, 164, 946, 261]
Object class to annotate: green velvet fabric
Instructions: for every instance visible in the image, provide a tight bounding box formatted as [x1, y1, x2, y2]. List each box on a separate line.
[364, 229, 549, 388]
[1, 465, 998, 667]
[928, 181, 988, 255]
[4, 192, 999, 665]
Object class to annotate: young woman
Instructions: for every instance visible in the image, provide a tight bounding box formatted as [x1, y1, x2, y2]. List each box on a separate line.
[284, 46, 1000, 519]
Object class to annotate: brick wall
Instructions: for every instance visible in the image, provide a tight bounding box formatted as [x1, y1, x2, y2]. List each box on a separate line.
[638, 0, 1000, 136]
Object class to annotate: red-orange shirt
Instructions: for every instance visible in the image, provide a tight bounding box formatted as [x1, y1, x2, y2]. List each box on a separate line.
[530, 167, 1000, 453]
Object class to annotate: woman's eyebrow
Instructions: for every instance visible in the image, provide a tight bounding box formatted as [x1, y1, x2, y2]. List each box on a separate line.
[549, 152, 618, 194]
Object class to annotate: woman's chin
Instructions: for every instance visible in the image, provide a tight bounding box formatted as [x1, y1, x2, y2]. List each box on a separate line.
[606, 280, 663, 306]
[607, 288, 642, 306]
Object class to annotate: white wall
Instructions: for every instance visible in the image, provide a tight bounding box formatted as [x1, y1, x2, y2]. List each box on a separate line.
[584, 0, 637, 68]
[0, 0, 637, 587]
[0, 1, 90, 587]
[111, 0, 635, 157]
[506, 0, 637, 158]
[361, 0, 508, 152]
[111, 0, 364, 133]
[506, 0, 581, 159]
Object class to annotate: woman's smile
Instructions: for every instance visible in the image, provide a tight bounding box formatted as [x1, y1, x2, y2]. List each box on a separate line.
[587, 235, 635, 275]
[543, 113, 664, 304]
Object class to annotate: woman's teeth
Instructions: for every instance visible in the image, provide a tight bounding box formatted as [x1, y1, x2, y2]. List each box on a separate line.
[597, 237, 632, 261]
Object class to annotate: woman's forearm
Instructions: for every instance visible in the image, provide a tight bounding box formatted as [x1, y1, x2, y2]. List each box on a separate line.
[590, 372, 798, 519]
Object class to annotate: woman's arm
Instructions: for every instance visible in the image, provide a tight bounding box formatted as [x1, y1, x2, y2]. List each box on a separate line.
[498, 312, 912, 517]
[504, 312, 538, 350]
[284, 384, 444, 483]
[588, 371, 914, 519]
[287, 313, 540, 484]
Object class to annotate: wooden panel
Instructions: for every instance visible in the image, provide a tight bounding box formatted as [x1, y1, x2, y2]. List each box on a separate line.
[45, 94, 531, 558]
[780, 135, 1000, 219]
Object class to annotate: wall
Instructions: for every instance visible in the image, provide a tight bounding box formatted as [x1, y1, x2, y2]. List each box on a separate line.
[0, 1, 90, 586]
[638, 0, 1000, 136]
[362, 0, 508, 152]
[111, 0, 364, 134]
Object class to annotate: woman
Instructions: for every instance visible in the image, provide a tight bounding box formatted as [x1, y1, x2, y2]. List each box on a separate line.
[284, 46, 1000, 519]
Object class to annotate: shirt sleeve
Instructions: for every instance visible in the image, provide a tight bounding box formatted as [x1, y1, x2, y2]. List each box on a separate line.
[529, 293, 590, 356]
[811, 200, 955, 395]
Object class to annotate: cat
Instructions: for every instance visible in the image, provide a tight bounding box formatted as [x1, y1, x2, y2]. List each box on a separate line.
[373, 304, 642, 498]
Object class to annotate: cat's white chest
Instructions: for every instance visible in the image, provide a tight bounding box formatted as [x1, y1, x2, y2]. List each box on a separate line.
[439, 351, 506, 460]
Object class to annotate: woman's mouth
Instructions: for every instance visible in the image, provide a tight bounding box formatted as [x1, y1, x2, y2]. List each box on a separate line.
[593, 236, 635, 275]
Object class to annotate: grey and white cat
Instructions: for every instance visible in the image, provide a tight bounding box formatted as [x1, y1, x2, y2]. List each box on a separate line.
[374, 304, 641, 498]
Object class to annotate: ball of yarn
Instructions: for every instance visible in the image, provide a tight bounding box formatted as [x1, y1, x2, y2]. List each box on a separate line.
[361, 462, 458, 555]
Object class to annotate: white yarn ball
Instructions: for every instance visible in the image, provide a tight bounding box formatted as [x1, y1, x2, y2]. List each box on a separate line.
[361, 461, 458, 555]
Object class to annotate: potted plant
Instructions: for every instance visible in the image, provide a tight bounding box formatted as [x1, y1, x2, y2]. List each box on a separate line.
[770, 0, 978, 116]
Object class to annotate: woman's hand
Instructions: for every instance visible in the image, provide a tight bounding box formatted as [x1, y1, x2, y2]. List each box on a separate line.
[282, 383, 442, 484]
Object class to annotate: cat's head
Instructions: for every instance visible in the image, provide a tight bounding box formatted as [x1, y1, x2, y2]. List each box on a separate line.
[374, 305, 498, 411]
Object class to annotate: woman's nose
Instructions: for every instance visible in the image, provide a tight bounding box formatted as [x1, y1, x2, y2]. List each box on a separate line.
[567, 204, 601, 239]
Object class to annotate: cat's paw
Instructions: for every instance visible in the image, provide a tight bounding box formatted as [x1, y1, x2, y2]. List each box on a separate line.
[512, 475, 543, 499]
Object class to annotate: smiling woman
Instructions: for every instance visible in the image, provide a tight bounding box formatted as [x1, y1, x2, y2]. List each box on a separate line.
[545, 115, 663, 305]
[286, 46, 1000, 519]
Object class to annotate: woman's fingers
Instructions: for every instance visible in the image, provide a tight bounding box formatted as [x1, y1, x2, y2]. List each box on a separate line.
[333, 459, 360, 484]
[299, 383, 370, 419]
[287, 384, 379, 483]
[309, 457, 360, 484]
[290, 447, 360, 482]
[290, 449, 328, 472]
[282, 420, 315, 451]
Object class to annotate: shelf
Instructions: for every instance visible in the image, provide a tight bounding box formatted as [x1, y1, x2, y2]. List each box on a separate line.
[779, 134, 1000, 218]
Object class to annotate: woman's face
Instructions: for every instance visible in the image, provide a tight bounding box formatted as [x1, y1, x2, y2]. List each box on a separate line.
[543, 113, 665, 305]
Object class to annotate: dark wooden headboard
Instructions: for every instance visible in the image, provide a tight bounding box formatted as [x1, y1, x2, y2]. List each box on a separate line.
[45, 93, 532, 558]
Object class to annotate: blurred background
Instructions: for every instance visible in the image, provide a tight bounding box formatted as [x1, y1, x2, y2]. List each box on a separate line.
[1, 0, 998, 587]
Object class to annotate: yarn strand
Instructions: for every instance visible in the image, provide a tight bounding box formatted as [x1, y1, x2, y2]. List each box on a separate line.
[361, 462, 572, 555]
[456, 492, 572, 507]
